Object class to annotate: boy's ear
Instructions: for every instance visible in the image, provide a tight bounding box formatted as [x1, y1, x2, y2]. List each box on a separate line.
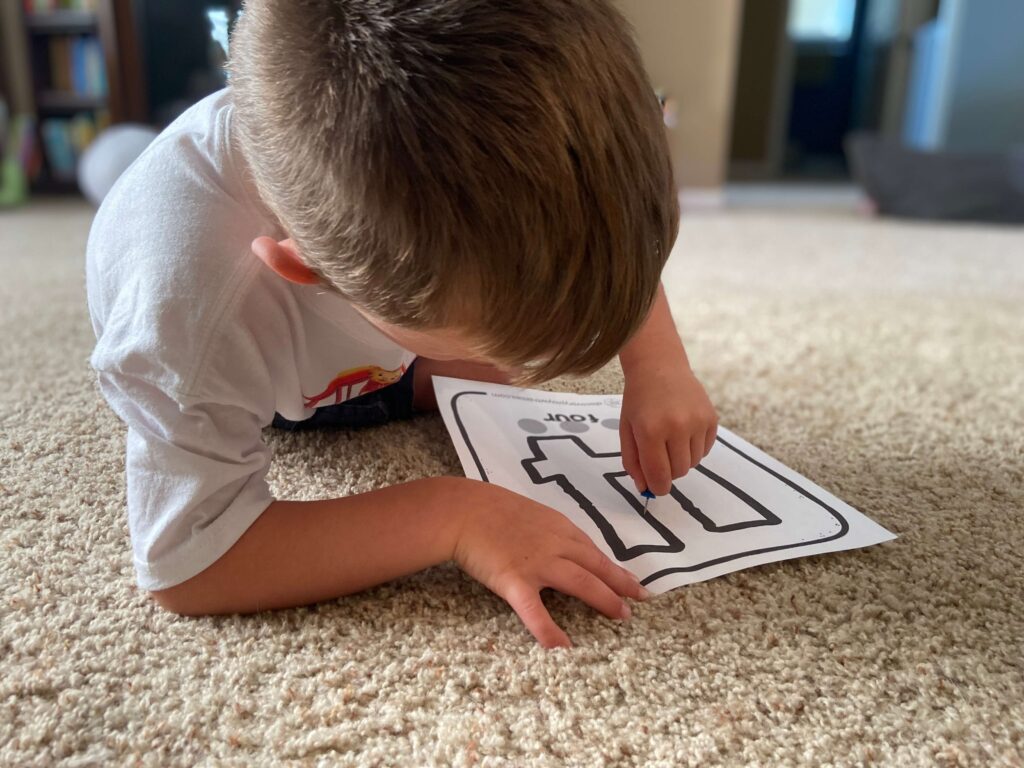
[251, 237, 322, 285]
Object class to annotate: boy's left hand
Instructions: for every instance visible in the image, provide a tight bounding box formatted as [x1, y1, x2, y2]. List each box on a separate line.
[619, 359, 718, 496]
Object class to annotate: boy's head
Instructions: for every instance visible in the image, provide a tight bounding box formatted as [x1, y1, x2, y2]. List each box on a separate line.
[231, 0, 678, 383]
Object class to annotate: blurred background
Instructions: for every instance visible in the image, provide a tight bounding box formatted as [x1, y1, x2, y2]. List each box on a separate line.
[0, 0, 1022, 217]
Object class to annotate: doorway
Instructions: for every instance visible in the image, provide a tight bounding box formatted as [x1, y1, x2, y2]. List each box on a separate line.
[729, 0, 939, 181]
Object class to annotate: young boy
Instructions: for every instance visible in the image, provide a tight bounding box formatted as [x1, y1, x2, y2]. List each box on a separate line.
[85, 0, 717, 649]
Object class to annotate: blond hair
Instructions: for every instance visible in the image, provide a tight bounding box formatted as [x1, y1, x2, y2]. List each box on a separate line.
[230, 0, 678, 382]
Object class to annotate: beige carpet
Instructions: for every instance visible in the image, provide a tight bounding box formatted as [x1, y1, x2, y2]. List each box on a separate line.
[1, 199, 1022, 766]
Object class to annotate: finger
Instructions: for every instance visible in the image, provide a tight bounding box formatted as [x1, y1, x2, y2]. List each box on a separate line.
[704, 422, 718, 457]
[689, 432, 704, 469]
[502, 578, 571, 649]
[567, 541, 648, 602]
[546, 559, 631, 621]
[667, 436, 692, 479]
[619, 419, 645, 492]
[636, 431, 673, 496]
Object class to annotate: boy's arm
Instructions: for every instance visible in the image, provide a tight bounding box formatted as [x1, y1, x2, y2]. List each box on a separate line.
[618, 284, 688, 372]
[617, 284, 718, 495]
[151, 476, 464, 615]
[153, 474, 646, 650]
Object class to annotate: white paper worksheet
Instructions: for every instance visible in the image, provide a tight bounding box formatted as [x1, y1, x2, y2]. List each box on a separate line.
[434, 377, 896, 595]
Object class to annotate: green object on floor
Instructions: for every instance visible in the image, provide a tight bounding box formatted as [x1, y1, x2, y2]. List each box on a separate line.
[0, 157, 28, 208]
[0, 111, 32, 208]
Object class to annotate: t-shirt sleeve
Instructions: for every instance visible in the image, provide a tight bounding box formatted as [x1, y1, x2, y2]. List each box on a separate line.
[97, 370, 275, 591]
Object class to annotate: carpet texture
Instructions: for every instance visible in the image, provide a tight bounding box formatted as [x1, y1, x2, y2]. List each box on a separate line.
[1, 200, 1022, 766]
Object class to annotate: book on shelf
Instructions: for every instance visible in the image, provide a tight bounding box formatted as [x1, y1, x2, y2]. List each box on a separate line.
[46, 35, 107, 98]
[40, 110, 107, 181]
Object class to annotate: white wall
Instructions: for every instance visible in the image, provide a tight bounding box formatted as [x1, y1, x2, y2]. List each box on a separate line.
[943, 0, 1024, 152]
[905, 0, 1024, 152]
[615, 0, 743, 189]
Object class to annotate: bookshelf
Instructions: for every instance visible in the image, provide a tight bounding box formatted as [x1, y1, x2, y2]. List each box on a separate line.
[19, 0, 140, 193]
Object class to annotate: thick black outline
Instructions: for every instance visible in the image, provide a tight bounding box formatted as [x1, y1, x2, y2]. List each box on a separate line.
[521, 436, 686, 561]
[452, 391, 489, 480]
[449, 390, 851, 588]
[605, 469, 781, 532]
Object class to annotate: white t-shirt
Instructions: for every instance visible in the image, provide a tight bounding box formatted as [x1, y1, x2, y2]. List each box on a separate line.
[86, 89, 417, 591]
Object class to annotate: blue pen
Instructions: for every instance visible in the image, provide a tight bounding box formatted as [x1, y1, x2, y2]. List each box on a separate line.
[640, 488, 655, 514]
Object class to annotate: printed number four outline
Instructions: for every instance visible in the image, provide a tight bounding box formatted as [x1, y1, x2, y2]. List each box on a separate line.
[451, 391, 850, 588]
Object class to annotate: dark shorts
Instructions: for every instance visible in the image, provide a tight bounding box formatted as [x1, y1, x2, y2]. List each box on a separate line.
[271, 359, 419, 431]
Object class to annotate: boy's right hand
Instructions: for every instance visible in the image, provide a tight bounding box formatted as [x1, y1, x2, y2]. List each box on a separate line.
[451, 479, 650, 649]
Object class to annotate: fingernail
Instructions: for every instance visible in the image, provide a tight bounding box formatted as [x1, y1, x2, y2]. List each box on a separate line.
[620, 603, 632, 620]
[638, 587, 652, 601]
